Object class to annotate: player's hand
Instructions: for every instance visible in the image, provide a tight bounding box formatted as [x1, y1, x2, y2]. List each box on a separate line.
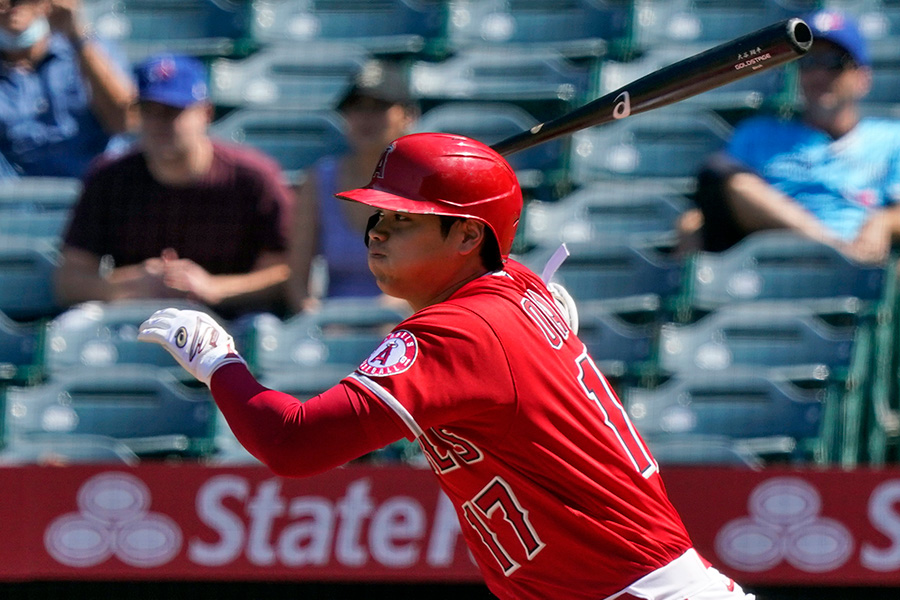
[137, 308, 246, 386]
[548, 282, 579, 334]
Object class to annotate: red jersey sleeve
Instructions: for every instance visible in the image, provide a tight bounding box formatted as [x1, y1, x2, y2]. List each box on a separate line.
[210, 363, 408, 477]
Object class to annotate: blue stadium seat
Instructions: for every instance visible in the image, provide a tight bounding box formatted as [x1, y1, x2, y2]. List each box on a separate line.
[632, 0, 801, 56]
[657, 303, 857, 377]
[41, 300, 231, 381]
[624, 370, 826, 459]
[209, 45, 369, 110]
[0, 433, 139, 466]
[0, 178, 81, 242]
[410, 48, 594, 113]
[86, 0, 251, 61]
[210, 108, 348, 183]
[0, 237, 61, 322]
[644, 434, 766, 468]
[518, 239, 684, 309]
[679, 231, 886, 319]
[5, 367, 217, 457]
[249, 0, 448, 56]
[0, 310, 43, 385]
[568, 106, 732, 185]
[445, 0, 629, 59]
[248, 298, 410, 376]
[576, 302, 659, 383]
[522, 179, 692, 248]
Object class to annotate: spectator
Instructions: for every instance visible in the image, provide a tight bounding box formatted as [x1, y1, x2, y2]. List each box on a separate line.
[286, 59, 419, 312]
[54, 53, 292, 319]
[685, 9, 900, 264]
[0, 0, 135, 179]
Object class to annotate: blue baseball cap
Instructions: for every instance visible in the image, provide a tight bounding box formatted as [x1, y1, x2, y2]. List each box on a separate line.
[805, 10, 870, 68]
[135, 54, 210, 108]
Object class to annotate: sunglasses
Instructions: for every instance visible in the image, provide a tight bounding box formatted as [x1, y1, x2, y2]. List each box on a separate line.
[800, 52, 857, 72]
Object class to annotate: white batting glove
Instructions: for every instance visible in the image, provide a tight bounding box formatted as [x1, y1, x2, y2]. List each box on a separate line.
[137, 308, 246, 386]
[548, 282, 579, 335]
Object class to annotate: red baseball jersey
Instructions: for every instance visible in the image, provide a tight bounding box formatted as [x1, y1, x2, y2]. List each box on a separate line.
[345, 259, 693, 599]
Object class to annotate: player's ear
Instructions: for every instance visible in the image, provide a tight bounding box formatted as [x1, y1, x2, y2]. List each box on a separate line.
[456, 219, 485, 255]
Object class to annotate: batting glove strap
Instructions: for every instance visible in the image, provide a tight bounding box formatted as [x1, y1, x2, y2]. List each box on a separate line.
[138, 308, 247, 386]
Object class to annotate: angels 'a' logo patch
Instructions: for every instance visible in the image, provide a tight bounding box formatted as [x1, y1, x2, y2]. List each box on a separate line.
[358, 330, 418, 377]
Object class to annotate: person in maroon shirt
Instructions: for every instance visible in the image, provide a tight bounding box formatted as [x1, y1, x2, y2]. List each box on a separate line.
[139, 134, 753, 599]
[55, 53, 292, 318]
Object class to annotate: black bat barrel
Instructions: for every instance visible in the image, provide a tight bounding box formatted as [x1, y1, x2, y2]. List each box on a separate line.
[491, 18, 813, 157]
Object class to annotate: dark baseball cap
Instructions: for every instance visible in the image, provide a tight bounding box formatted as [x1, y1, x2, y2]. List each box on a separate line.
[135, 54, 210, 108]
[805, 9, 870, 68]
[336, 60, 416, 111]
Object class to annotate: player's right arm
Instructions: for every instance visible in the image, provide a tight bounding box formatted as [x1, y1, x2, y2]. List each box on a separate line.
[138, 307, 408, 476]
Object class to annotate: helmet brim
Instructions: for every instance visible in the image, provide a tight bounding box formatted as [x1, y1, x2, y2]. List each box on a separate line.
[336, 187, 471, 219]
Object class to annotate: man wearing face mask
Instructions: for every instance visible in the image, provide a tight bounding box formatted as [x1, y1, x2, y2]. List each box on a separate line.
[0, 0, 135, 179]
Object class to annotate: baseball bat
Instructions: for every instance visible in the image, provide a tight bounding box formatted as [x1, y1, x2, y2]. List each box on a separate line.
[491, 18, 812, 156]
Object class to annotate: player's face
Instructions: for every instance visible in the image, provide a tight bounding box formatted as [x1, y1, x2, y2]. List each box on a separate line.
[366, 209, 478, 310]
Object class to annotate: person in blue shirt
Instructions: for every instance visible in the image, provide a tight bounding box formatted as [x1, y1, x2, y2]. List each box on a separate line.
[0, 0, 135, 179]
[286, 59, 419, 311]
[686, 10, 900, 264]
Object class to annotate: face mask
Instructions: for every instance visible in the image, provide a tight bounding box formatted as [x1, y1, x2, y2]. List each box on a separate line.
[0, 17, 50, 51]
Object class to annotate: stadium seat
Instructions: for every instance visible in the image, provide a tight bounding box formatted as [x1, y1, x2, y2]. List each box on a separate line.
[518, 239, 684, 310]
[0, 310, 43, 385]
[677, 231, 887, 320]
[632, 0, 800, 56]
[210, 108, 348, 183]
[5, 367, 217, 458]
[568, 106, 732, 185]
[521, 179, 692, 248]
[0, 433, 139, 466]
[0, 178, 81, 242]
[41, 300, 231, 381]
[414, 101, 565, 194]
[623, 370, 827, 461]
[209, 45, 369, 110]
[576, 301, 659, 385]
[248, 298, 410, 376]
[643, 434, 766, 468]
[86, 0, 252, 61]
[0, 237, 61, 322]
[657, 303, 857, 378]
[445, 0, 629, 59]
[249, 0, 448, 57]
[410, 48, 594, 120]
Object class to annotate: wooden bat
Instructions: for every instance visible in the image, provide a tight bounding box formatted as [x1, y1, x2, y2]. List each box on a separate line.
[491, 18, 813, 156]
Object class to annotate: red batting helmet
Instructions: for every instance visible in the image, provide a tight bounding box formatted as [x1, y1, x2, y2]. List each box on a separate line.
[336, 132, 523, 259]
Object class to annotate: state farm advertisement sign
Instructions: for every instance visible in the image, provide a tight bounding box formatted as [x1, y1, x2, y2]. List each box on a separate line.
[0, 465, 478, 581]
[3, 465, 900, 585]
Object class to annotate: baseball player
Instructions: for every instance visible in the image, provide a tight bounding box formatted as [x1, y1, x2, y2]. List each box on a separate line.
[139, 133, 752, 600]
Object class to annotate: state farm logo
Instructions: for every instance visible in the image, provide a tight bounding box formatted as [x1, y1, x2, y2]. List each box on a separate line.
[45, 472, 182, 568]
[716, 477, 853, 572]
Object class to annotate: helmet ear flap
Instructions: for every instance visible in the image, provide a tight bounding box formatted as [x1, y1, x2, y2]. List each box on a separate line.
[364, 213, 379, 247]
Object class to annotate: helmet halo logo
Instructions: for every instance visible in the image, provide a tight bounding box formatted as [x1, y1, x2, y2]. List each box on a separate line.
[358, 330, 418, 377]
[373, 142, 396, 179]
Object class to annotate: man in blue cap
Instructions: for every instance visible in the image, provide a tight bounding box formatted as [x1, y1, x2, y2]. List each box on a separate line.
[54, 53, 294, 319]
[686, 9, 900, 263]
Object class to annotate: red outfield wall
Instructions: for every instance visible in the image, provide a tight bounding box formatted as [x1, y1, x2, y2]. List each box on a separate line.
[2, 465, 899, 586]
